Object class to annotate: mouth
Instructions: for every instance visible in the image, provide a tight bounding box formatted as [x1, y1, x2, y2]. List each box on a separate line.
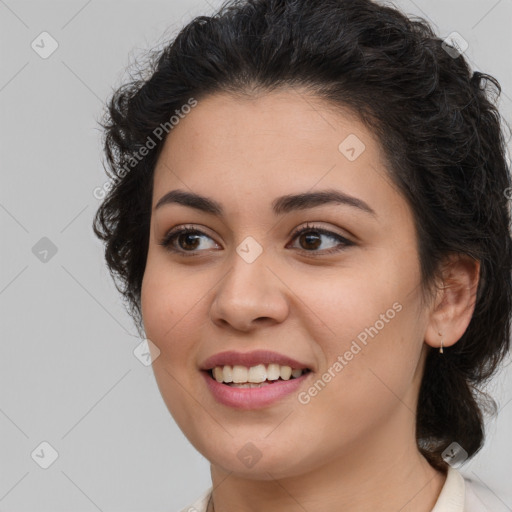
[205, 364, 312, 388]
[199, 350, 315, 408]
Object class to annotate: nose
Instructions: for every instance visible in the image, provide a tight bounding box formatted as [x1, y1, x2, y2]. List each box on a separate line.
[210, 252, 289, 332]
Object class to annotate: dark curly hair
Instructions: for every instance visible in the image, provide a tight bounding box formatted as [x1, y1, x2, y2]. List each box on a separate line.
[93, 0, 512, 472]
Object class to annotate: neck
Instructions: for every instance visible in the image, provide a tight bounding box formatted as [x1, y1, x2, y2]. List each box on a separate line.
[208, 420, 447, 512]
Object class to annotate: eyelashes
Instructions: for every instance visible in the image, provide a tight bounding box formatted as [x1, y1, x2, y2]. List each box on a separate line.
[158, 222, 355, 257]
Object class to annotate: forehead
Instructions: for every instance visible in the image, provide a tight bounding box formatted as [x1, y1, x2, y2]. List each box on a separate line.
[157, 89, 375, 154]
[151, 89, 403, 223]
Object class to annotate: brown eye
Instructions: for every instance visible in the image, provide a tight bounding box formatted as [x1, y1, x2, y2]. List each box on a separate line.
[297, 231, 322, 250]
[177, 232, 202, 251]
[159, 227, 219, 256]
[288, 224, 354, 254]
[159, 223, 354, 257]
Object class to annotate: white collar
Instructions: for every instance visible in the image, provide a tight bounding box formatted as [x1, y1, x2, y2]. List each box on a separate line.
[431, 466, 465, 512]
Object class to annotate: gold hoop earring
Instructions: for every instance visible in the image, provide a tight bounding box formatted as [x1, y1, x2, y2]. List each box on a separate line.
[438, 332, 444, 354]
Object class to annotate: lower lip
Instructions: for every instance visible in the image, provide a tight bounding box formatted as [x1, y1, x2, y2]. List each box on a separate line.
[201, 370, 311, 410]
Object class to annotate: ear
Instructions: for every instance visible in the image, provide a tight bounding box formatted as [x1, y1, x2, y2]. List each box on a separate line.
[424, 253, 480, 351]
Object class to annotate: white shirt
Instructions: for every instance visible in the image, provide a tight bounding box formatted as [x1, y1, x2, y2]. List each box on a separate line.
[178, 466, 511, 512]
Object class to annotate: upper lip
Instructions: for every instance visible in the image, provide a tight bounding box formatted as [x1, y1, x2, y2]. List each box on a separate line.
[200, 350, 313, 371]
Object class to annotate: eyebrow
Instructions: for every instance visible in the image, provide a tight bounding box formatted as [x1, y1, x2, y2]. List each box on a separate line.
[154, 188, 376, 217]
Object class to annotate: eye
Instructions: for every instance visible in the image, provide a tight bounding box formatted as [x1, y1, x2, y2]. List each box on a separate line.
[158, 225, 219, 256]
[158, 222, 354, 257]
[287, 223, 354, 255]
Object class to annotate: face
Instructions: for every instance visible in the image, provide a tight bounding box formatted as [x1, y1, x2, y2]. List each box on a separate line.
[141, 89, 432, 479]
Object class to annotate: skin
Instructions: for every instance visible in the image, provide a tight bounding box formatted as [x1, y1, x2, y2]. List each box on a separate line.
[140, 89, 480, 512]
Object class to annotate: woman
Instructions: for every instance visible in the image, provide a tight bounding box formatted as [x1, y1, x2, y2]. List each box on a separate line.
[93, 0, 512, 510]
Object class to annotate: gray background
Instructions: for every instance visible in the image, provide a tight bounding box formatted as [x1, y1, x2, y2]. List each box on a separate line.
[1, 1, 511, 511]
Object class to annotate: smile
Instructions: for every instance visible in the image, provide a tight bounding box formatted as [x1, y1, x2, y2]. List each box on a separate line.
[209, 363, 310, 387]
[202, 366, 313, 409]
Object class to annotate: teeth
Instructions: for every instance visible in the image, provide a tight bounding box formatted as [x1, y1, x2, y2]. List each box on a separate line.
[210, 364, 308, 384]
[222, 365, 233, 383]
[213, 367, 224, 382]
[227, 382, 272, 388]
[267, 363, 281, 380]
[232, 365, 248, 383]
[248, 364, 267, 383]
[280, 366, 292, 380]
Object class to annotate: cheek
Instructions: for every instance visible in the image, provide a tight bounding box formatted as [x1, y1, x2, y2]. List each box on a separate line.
[141, 262, 205, 428]
[306, 262, 424, 420]
[140, 256, 216, 385]
[331, 303, 423, 413]
[141, 257, 192, 357]
[141, 245, 185, 324]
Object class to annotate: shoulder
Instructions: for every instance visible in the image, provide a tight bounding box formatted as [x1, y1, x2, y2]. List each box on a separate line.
[177, 487, 212, 512]
[460, 471, 512, 512]
[428, 466, 511, 512]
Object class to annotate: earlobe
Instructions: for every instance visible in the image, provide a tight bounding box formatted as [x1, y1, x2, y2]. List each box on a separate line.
[424, 253, 480, 351]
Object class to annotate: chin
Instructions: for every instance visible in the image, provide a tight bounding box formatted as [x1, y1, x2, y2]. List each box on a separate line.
[203, 442, 308, 480]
